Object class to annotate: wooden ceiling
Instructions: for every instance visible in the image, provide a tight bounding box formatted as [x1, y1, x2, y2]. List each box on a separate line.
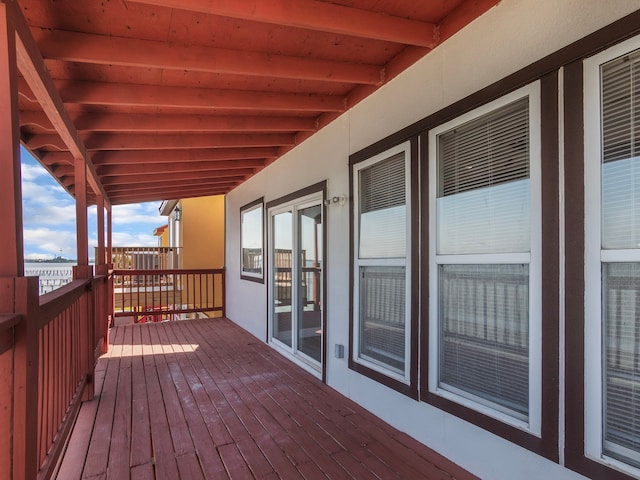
[15, 0, 499, 205]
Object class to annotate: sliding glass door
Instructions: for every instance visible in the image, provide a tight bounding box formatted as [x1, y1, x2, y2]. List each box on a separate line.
[269, 193, 323, 373]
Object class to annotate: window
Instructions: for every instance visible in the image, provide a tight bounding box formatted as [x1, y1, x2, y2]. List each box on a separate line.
[240, 198, 264, 282]
[585, 37, 640, 476]
[428, 84, 542, 433]
[353, 141, 412, 383]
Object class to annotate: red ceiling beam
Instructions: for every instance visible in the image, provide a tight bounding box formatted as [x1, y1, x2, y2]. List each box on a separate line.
[6, 1, 110, 204]
[100, 169, 254, 186]
[73, 158, 264, 177]
[27, 133, 295, 151]
[108, 187, 231, 205]
[105, 178, 239, 193]
[127, 0, 438, 47]
[19, 109, 53, 130]
[73, 113, 317, 133]
[105, 181, 238, 197]
[107, 181, 235, 194]
[89, 133, 294, 151]
[57, 81, 346, 112]
[65, 172, 246, 190]
[21, 111, 317, 133]
[42, 147, 279, 166]
[35, 29, 382, 85]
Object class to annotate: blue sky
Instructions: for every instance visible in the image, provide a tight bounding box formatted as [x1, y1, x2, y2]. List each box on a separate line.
[21, 147, 166, 261]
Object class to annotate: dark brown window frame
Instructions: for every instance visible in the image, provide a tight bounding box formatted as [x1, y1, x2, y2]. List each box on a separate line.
[240, 197, 265, 283]
[564, 26, 640, 480]
[419, 74, 559, 461]
[349, 137, 419, 399]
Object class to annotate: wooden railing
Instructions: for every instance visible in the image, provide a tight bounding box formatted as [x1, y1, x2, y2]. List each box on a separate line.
[112, 268, 225, 322]
[107, 246, 181, 270]
[0, 271, 109, 480]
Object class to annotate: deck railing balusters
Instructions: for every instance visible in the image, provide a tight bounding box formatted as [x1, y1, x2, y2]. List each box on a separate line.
[0, 270, 107, 480]
[112, 268, 225, 322]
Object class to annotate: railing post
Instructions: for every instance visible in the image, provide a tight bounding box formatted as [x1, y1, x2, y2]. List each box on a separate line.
[221, 268, 226, 318]
[11, 276, 40, 480]
[74, 265, 94, 402]
[95, 263, 110, 354]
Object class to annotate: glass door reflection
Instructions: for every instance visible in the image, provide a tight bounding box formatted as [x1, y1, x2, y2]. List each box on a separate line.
[297, 205, 323, 363]
[272, 211, 292, 347]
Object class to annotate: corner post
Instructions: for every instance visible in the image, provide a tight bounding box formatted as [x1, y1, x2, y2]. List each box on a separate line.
[74, 157, 95, 401]
[12, 277, 40, 480]
[0, 0, 23, 279]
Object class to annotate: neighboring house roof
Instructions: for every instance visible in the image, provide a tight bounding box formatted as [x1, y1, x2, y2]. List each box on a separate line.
[152, 225, 168, 236]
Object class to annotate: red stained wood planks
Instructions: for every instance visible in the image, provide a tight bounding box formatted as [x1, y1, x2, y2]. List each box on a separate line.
[59, 318, 477, 479]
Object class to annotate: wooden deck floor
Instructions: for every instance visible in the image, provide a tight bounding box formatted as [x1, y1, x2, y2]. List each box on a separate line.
[57, 318, 476, 480]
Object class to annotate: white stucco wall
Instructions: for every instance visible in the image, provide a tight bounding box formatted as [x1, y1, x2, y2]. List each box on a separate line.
[225, 1, 640, 479]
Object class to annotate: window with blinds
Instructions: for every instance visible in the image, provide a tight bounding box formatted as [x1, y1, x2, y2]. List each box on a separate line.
[354, 143, 410, 380]
[601, 47, 640, 468]
[601, 50, 640, 250]
[439, 264, 529, 419]
[438, 97, 530, 197]
[436, 98, 531, 255]
[429, 86, 538, 428]
[360, 265, 406, 373]
[359, 153, 406, 258]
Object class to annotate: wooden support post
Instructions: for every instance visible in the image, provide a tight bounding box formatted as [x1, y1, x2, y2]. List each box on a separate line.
[0, 2, 23, 278]
[94, 195, 110, 355]
[75, 157, 90, 274]
[106, 205, 113, 348]
[107, 206, 112, 266]
[74, 157, 95, 400]
[11, 277, 40, 480]
[96, 194, 105, 267]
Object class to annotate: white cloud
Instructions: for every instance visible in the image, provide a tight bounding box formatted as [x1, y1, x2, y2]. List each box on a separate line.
[19, 149, 166, 259]
[111, 231, 158, 247]
[21, 162, 49, 181]
[24, 252, 54, 261]
[23, 228, 77, 258]
[112, 203, 164, 225]
[24, 203, 77, 226]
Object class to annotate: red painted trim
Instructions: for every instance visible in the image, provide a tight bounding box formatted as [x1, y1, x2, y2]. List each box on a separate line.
[0, 2, 23, 277]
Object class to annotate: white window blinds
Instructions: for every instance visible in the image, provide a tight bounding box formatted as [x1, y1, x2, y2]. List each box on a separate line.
[359, 265, 406, 373]
[438, 97, 529, 197]
[439, 264, 529, 419]
[602, 51, 640, 164]
[359, 153, 406, 258]
[355, 144, 410, 379]
[601, 50, 640, 250]
[436, 98, 531, 255]
[601, 47, 640, 468]
[603, 263, 640, 468]
[432, 90, 535, 425]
